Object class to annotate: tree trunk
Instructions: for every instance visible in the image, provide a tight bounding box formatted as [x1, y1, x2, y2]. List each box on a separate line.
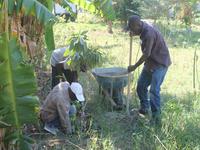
[0, 128, 6, 150]
[107, 20, 113, 34]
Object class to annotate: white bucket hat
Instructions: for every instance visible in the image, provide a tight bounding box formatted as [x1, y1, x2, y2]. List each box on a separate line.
[70, 82, 85, 102]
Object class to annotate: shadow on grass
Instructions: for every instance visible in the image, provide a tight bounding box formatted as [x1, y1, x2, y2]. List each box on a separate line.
[86, 83, 200, 150]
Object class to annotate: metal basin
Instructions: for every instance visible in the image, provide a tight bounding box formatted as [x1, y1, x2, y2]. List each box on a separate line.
[92, 67, 129, 89]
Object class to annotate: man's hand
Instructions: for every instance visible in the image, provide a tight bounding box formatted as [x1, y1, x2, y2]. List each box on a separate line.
[129, 31, 134, 37]
[128, 65, 137, 73]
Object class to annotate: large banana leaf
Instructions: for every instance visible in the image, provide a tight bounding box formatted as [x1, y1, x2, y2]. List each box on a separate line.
[67, 0, 96, 13]
[0, 33, 39, 149]
[93, 0, 116, 20]
[98, 0, 116, 20]
[8, 0, 57, 25]
[43, 0, 55, 51]
[45, 24, 55, 51]
[41, 0, 54, 11]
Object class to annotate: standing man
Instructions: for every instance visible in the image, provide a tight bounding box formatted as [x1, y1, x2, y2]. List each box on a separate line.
[50, 47, 77, 88]
[50, 47, 86, 89]
[126, 15, 171, 125]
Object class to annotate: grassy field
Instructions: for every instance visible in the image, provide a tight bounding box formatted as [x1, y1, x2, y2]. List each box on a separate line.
[43, 13, 200, 149]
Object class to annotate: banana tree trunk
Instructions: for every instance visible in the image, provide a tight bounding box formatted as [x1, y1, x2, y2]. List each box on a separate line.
[0, 128, 5, 150]
[10, 14, 46, 67]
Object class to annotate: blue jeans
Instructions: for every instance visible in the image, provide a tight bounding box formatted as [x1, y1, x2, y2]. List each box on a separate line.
[136, 66, 168, 114]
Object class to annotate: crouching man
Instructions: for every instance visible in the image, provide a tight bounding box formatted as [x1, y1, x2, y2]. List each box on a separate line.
[40, 81, 85, 135]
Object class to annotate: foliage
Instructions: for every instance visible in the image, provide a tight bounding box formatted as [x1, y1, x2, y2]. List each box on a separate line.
[8, 0, 57, 25]
[0, 33, 39, 149]
[39, 0, 55, 51]
[5, 0, 116, 53]
[140, 0, 170, 22]
[92, 0, 116, 21]
[64, 31, 105, 71]
[45, 25, 55, 51]
[5, 0, 57, 53]
[60, 0, 78, 19]
[140, 0, 200, 25]
[177, 0, 199, 26]
[113, 0, 141, 24]
[69, 0, 116, 21]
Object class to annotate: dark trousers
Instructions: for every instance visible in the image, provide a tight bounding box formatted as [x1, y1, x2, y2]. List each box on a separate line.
[51, 65, 78, 89]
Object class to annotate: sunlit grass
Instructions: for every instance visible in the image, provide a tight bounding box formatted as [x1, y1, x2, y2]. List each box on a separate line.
[50, 14, 200, 149]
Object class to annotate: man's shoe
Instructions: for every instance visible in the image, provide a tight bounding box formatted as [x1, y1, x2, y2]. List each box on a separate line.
[113, 104, 124, 111]
[44, 124, 58, 135]
[138, 108, 149, 116]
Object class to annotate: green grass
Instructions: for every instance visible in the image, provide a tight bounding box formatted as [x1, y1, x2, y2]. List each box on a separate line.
[45, 13, 200, 149]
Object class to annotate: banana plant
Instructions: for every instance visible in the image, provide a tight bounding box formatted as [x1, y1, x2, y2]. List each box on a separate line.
[1, 1, 40, 149]
[0, 33, 39, 149]
[6, 0, 57, 52]
[8, 0, 56, 25]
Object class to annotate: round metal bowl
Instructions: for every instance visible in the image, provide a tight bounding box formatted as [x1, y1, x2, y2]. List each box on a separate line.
[92, 67, 129, 89]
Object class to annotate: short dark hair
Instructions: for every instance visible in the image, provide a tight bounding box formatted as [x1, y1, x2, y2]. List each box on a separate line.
[128, 15, 141, 28]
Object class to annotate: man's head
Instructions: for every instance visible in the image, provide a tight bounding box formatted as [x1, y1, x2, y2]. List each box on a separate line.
[68, 82, 85, 102]
[126, 15, 143, 36]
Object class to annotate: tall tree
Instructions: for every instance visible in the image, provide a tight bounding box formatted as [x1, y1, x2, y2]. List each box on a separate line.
[113, 0, 140, 25]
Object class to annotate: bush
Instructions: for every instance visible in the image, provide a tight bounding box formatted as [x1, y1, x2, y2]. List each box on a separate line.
[64, 31, 105, 71]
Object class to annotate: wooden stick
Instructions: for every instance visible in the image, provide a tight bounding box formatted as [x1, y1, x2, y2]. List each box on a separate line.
[102, 88, 117, 107]
[193, 48, 197, 89]
[127, 36, 133, 116]
[154, 135, 168, 150]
